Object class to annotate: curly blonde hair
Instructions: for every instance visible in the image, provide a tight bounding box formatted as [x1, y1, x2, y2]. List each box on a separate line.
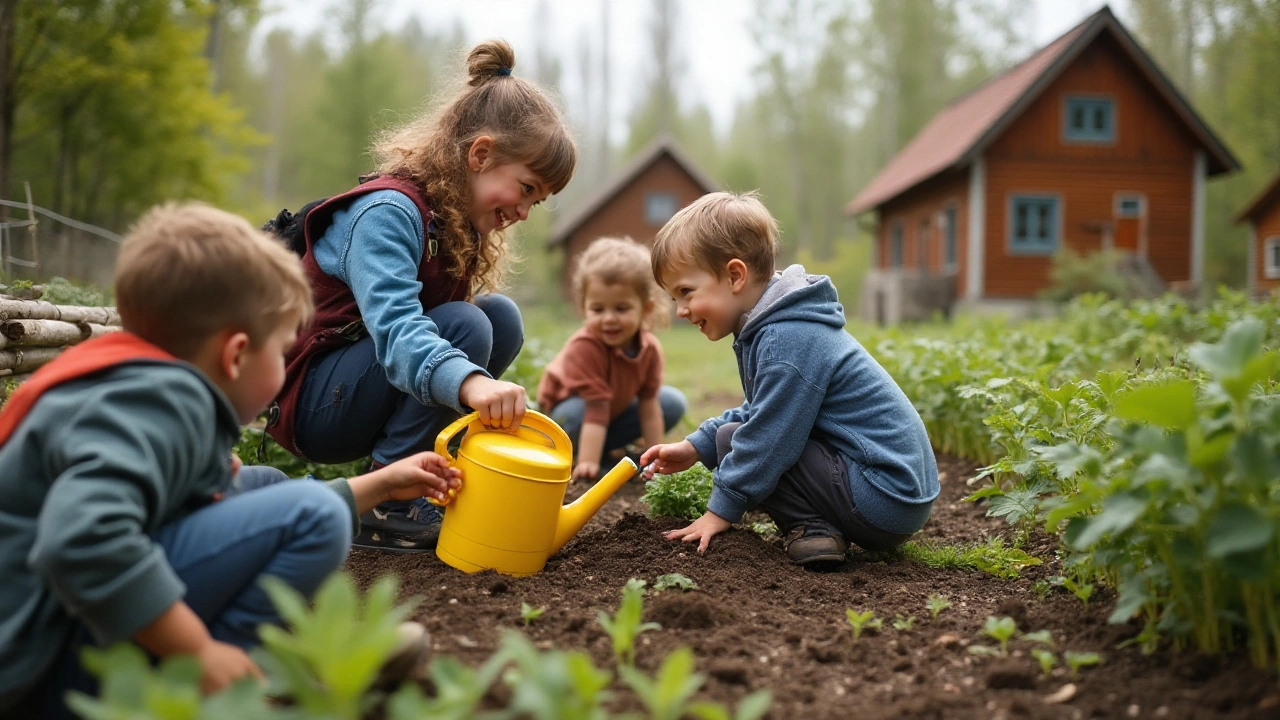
[571, 237, 670, 330]
[372, 40, 576, 297]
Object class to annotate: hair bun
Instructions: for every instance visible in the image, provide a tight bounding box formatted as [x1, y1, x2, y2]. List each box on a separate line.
[467, 39, 516, 86]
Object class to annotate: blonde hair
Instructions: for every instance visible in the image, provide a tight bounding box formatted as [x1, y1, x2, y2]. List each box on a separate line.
[372, 39, 576, 297]
[651, 191, 778, 285]
[115, 202, 314, 359]
[572, 237, 670, 330]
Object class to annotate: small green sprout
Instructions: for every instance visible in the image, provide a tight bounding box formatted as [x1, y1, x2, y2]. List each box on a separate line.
[653, 573, 697, 592]
[967, 645, 1002, 657]
[749, 519, 778, 536]
[982, 616, 1018, 656]
[1031, 648, 1058, 677]
[597, 578, 661, 667]
[1061, 577, 1094, 609]
[925, 594, 952, 621]
[520, 602, 545, 626]
[844, 609, 882, 643]
[1031, 579, 1053, 600]
[1021, 630, 1055, 648]
[1064, 651, 1103, 678]
[892, 615, 916, 631]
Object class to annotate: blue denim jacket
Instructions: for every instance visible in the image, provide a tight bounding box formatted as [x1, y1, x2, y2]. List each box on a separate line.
[312, 189, 485, 412]
[687, 265, 939, 534]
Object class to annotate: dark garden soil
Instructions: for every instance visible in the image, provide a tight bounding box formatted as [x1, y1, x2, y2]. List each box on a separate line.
[346, 455, 1280, 720]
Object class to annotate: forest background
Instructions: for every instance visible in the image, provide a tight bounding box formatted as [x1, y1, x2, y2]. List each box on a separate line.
[1, 0, 1278, 308]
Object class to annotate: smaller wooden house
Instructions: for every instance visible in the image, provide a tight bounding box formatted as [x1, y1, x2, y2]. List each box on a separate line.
[547, 137, 719, 299]
[1235, 173, 1280, 297]
[845, 5, 1239, 323]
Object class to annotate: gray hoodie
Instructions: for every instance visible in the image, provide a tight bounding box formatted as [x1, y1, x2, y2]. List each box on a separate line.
[687, 265, 938, 533]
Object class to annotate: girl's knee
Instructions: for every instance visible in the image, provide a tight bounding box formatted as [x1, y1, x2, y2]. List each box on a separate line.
[660, 387, 688, 426]
[476, 293, 523, 336]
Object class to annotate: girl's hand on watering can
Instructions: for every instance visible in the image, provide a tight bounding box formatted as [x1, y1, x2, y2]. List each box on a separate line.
[376, 452, 462, 505]
[459, 375, 527, 429]
[639, 440, 699, 478]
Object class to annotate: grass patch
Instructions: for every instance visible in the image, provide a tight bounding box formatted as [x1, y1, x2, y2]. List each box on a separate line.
[885, 537, 1042, 579]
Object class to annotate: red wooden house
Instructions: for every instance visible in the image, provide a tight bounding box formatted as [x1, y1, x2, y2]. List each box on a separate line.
[846, 5, 1238, 323]
[1236, 172, 1280, 296]
[548, 137, 719, 299]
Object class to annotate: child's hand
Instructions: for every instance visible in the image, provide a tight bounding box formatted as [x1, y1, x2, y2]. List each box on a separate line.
[664, 511, 732, 554]
[572, 460, 600, 482]
[639, 440, 699, 478]
[459, 374, 527, 429]
[376, 452, 463, 505]
[195, 639, 263, 695]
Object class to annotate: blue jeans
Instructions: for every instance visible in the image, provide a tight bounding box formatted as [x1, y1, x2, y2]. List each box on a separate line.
[294, 295, 524, 466]
[549, 386, 688, 454]
[20, 466, 351, 720]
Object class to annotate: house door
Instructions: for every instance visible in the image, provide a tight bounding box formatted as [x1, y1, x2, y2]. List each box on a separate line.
[1114, 194, 1145, 254]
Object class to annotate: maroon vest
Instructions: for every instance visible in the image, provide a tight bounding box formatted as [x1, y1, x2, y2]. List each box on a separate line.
[268, 175, 470, 456]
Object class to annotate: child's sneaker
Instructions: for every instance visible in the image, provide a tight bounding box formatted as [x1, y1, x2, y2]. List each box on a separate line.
[372, 621, 431, 690]
[783, 525, 848, 565]
[352, 497, 443, 553]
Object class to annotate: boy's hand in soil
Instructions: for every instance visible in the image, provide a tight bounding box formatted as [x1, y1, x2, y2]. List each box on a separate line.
[639, 440, 699, 478]
[350, 452, 462, 512]
[196, 639, 263, 695]
[665, 510, 732, 553]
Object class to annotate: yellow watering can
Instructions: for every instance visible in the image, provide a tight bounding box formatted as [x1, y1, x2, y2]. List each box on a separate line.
[430, 410, 638, 576]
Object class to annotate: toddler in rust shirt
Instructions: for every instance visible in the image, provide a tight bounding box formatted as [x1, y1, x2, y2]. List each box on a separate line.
[538, 237, 687, 481]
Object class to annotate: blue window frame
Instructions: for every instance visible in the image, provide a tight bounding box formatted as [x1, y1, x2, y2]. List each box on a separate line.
[890, 221, 904, 267]
[645, 192, 678, 226]
[1009, 195, 1059, 254]
[942, 206, 958, 269]
[1064, 96, 1115, 143]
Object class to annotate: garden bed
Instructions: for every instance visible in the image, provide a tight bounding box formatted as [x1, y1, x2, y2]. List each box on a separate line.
[347, 454, 1278, 719]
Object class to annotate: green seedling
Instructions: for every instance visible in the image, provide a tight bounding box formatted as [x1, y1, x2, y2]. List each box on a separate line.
[1021, 630, 1055, 648]
[521, 602, 546, 626]
[653, 573, 698, 592]
[892, 615, 916, 631]
[1031, 579, 1054, 600]
[749, 519, 778, 537]
[982, 616, 1019, 657]
[1061, 576, 1094, 609]
[1064, 651, 1103, 678]
[1031, 648, 1059, 677]
[597, 578, 661, 667]
[845, 609, 882, 642]
[967, 645, 1002, 658]
[925, 594, 952, 621]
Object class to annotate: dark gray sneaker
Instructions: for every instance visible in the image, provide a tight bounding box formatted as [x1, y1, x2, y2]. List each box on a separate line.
[352, 498, 444, 553]
[784, 525, 848, 566]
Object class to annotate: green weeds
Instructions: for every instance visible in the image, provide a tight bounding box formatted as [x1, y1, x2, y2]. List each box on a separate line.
[641, 463, 714, 520]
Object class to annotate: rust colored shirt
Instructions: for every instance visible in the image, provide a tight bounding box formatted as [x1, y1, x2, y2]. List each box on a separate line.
[537, 327, 664, 426]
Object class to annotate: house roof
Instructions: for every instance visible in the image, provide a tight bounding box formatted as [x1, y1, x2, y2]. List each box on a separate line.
[547, 135, 720, 248]
[846, 5, 1240, 216]
[1236, 172, 1280, 224]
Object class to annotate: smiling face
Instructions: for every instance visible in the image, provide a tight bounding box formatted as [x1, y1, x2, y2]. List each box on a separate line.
[466, 136, 550, 235]
[582, 278, 651, 349]
[659, 259, 756, 342]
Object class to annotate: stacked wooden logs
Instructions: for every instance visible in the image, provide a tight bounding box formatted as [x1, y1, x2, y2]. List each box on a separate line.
[0, 287, 121, 390]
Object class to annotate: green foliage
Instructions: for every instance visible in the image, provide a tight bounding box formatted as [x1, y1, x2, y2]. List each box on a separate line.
[596, 579, 662, 667]
[1021, 630, 1056, 648]
[1039, 248, 1132, 303]
[495, 632, 614, 720]
[1063, 651, 1104, 678]
[1031, 648, 1059, 677]
[982, 616, 1019, 657]
[255, 573, 419, 717]
[653, 573, 698, 592]
[521, 602, 546, 626]
[891, 615, 916, 631]
[925, 594, 952, 621]
[895, 537, 1041, 579]
[234, 426, 369, 480]
[641, 463, 714, 520]
[844, 609, 882, 642]
[1060, 576, 1095, 609]
[38, 277, 113, 306]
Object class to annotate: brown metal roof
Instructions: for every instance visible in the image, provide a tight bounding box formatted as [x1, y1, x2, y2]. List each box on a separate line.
[1236, 172, 1280, 224]
[846, 5, 1240, 216]
[547, 135, 720, 248]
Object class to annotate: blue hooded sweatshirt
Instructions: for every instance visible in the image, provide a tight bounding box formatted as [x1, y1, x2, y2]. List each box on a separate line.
[687, 265, 939, 534]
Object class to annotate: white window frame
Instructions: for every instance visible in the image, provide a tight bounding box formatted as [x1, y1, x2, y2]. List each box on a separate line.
[940, 202, 959, 272]
[1265, 236, 1280, 280]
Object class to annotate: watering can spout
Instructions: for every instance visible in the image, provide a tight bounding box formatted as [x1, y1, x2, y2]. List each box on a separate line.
[551, 457, 639, 554]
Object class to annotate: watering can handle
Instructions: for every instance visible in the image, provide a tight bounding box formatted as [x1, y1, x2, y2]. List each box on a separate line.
[429, 410, 572, 506]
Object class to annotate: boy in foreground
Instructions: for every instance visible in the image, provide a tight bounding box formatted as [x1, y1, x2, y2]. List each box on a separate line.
[640, 192, 939, 566]
[0, 203, 459, 718]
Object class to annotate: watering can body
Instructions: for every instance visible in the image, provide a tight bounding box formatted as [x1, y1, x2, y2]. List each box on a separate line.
[432, 410, 637, 576]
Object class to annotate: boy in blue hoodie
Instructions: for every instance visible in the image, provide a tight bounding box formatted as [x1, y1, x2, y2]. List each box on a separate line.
[0, 203, 458, 718]
[639, 192, 938, 566]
